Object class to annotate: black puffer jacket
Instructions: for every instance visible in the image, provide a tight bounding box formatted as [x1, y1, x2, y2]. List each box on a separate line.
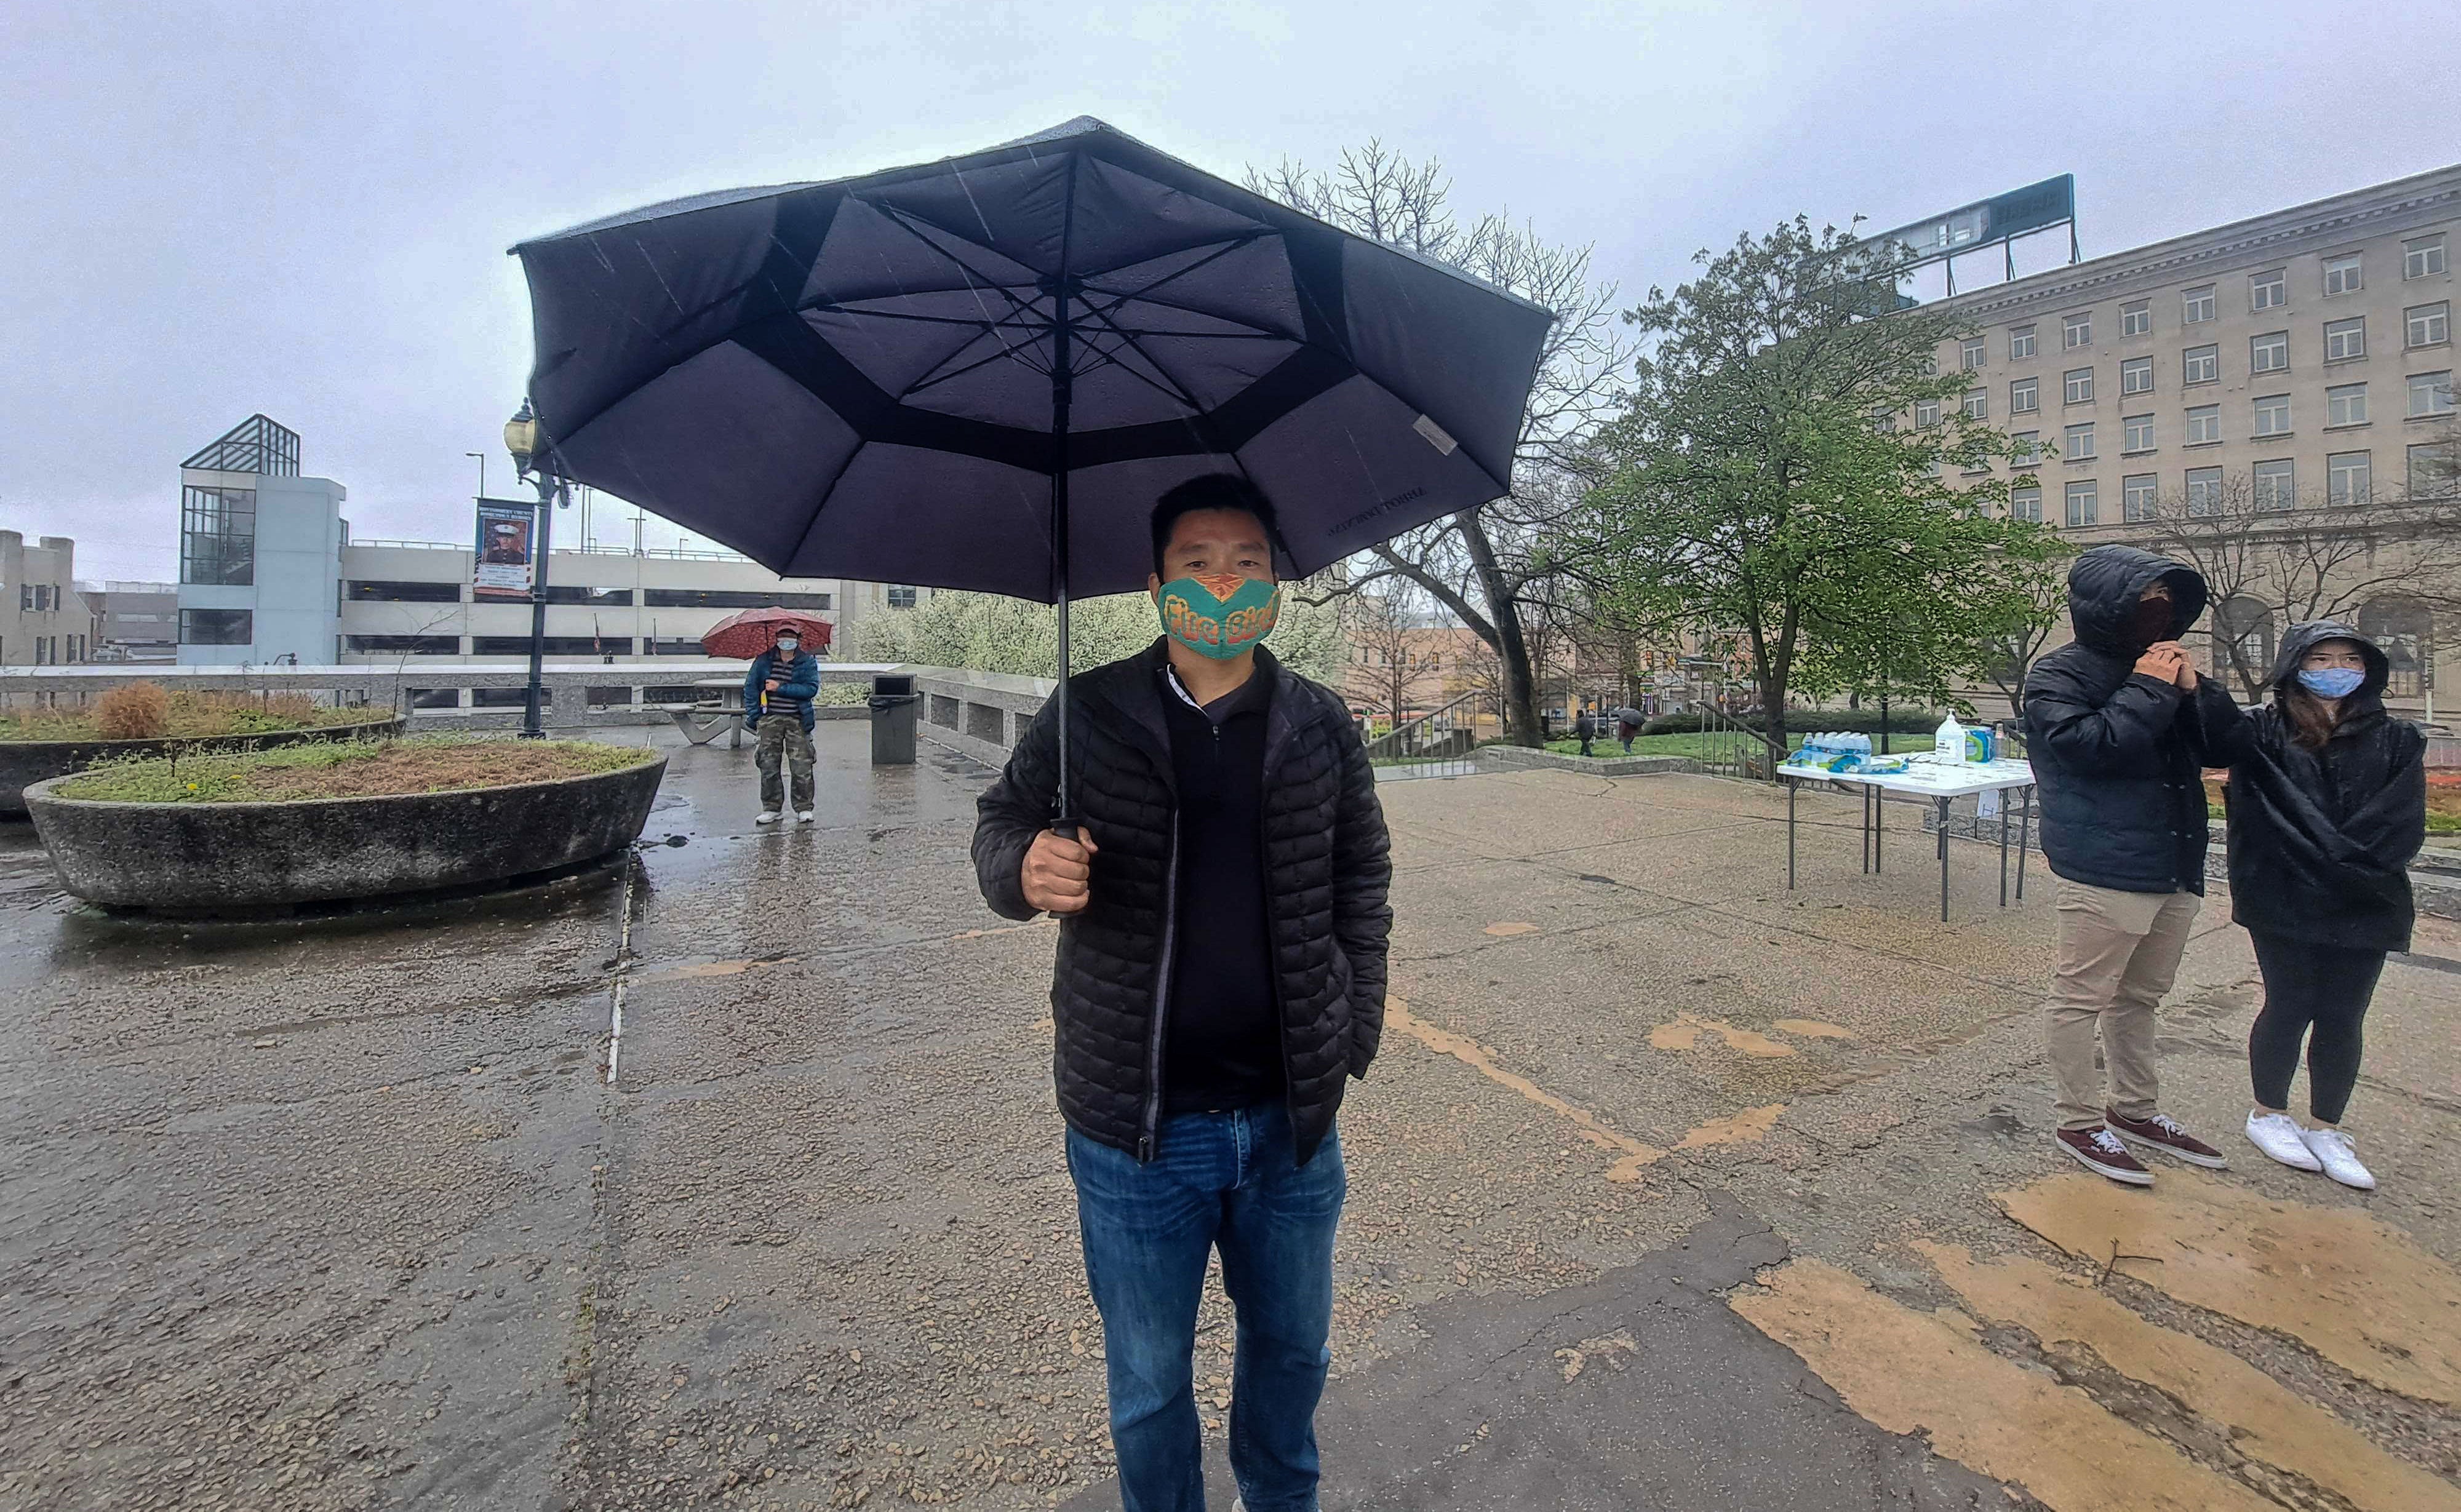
[972, 641, 1393, 1165]
[2021, 545, 2245, 894]
[2208, 620, 2427, 952]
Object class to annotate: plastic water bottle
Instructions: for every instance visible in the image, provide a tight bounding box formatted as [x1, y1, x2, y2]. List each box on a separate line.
[1934, 714, 1966, 763]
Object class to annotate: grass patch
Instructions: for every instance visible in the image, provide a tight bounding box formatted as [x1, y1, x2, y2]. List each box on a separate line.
[1541, 731, 1816, 761]
[54, 735, 656, 804]
[0, 691, 393, 742]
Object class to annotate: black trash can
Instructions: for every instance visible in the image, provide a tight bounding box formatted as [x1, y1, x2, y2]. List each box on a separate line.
[868, 674, 919, 766]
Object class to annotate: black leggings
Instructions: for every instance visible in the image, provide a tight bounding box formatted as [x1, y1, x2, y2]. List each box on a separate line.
[2248, 931, 2385, 1124]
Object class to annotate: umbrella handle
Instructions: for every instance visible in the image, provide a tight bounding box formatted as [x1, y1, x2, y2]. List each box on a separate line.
[1049, 818, 1080, 841]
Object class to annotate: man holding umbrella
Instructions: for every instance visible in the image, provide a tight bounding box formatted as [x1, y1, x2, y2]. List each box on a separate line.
[743, 623, 819, 824]
[974, 475, 1392, 1512]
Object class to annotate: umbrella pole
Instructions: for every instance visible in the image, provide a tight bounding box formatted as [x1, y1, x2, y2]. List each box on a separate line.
[1049, 303, 1076, 837]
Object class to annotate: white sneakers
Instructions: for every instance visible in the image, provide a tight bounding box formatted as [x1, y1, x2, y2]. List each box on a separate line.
[796, 810, 816, 824]
[2302, 1127, 2377, 1190]
[2244, 1110, 2377, 1190]
[755, 810, 781, 826]
[2244, 1111, 2321, 1171]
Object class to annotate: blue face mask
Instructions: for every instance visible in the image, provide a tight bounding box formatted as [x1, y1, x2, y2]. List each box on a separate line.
[2296, 667, 2364, 698]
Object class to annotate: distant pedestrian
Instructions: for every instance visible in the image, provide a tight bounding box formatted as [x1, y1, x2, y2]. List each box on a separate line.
[2206, 621, 2426, 1191]
[1575, 704, 1597, 757]
[2022, 545, 2245, 1185]
[1612, 706, 1644, 754]
[744, 625, 819, 824]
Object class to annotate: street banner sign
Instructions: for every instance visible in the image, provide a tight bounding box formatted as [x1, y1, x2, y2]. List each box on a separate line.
[474, 500, 536, 600]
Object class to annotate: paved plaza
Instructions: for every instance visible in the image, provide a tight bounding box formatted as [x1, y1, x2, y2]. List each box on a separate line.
[2, 725, 2455, 1511]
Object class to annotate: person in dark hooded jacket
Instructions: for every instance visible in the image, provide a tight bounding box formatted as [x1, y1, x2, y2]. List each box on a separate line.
[2022, 544, 2248, 1185]
[2205, 620, 2427, 1191]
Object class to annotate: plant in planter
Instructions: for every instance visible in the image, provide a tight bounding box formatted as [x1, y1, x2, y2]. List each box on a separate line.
[1, 685, 408, 818]
[27, 735, 668, 912]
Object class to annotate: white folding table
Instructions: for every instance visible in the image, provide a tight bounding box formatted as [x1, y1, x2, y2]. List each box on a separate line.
[1776, 758, 2038, 921]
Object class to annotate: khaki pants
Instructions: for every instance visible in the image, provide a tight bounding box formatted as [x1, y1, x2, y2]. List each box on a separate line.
[755, 717, 815, 813]
[2044, 880, 2200, 1131]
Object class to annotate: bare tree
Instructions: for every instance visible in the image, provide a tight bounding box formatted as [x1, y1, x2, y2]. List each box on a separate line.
[1342, 584, 1426, 729]
[2139, 472, 2461, 698]
[1253, 145, 1630, 744]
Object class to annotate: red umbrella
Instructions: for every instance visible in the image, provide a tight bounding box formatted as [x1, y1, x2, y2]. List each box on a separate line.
[698, 607, 834, 659]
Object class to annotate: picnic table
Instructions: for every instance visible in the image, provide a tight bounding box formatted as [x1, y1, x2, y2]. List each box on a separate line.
[665, 677, 748, 749]
[1776, 757, 2038, 922]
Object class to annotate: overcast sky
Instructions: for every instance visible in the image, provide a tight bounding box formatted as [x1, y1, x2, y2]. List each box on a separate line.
[6, 0, 2455, 582]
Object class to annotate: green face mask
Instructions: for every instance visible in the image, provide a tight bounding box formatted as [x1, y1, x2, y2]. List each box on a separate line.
[1155, 573, 1280, 660]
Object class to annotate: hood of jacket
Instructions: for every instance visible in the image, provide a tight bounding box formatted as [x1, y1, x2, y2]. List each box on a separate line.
[2268, 618, 2390, 696]
[2066, 544, 2209, 655]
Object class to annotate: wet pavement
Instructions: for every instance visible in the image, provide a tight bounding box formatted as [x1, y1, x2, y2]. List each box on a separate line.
[2, 725, 2455, 1511]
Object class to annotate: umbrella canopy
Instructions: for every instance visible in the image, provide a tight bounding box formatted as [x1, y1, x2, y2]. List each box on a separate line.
[699, 606, 835, 659]
[508, 117, 1553, 600]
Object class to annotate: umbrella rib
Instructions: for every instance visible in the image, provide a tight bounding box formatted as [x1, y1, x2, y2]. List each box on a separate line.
[860, 201, 1059, 378]
[1073, 305, 1206, 413]
[899, 338, 1054, 399]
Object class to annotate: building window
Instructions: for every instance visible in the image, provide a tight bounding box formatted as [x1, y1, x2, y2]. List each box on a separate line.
[1915, 398, 1941, 427]
[2403, 234, 2446, 280]
[646, 637, 717, 656]
[2326, 317, 2367, 362]
[2251, 269, 2286, 311]
[2254, 394, 2292, 437]
[2011, 430, 2041, 466]
[347, 579, 461, 603]
[1961, 389, 1987, 420]
[346, 634, 460, 655]
[470, 635, 628, 656]
[2327, 451, 2371, 506]
[2009, 485, 2042, 522]
[2009, 324, 2037, 360]
[887, 585, 919, 609]
[2064, 367, 2094, 404]
[1960, 336, 1986, 371]
[2120, 356, 2153, 395]
[2187, 466, 2225, 515]
[2251, 330, 2289, 374]
[2010, 376, 2039, 413]
[2412, 370, 2456, 417]
[2323, 253, 2363, 297]
[2064, 479, 2098, 526]
[2326, 382, 2368, 428]
[2121, 300, 2151, 336]
[2123, 413, 2155, 453]
[2412, 442, 2460, 499]
[2254, 458, 2297, 511]
[535, 585, 636, 605]
[2062, 311, 2092, 349]
[2406, 301, 2450, 349]
[178, 608, 252, 645]
[179, 486, 256, 586]
[2123, 474, 2159, 522]
[2186, 405, 2222, 445]
[2063, 422, 2096, 460]
[2182, 345, 2219, 386]
[2182, 285, 2216, 324]
[639, 589, 831, 610]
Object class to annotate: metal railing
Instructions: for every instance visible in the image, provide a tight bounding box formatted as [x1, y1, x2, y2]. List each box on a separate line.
[1362, 687, 1493, 761]
[1680, 705, 1781, 780]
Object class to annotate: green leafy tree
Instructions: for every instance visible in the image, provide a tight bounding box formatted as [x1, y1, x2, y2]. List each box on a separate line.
[848, 583, 1344, 686]
[1566, 217, 2054, 761]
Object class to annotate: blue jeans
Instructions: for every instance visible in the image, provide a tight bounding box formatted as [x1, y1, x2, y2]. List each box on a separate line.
[1066, 1104, 1345, 1512]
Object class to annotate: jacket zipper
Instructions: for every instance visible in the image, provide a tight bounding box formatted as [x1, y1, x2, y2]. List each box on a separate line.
[1139, 809, 1181, 1163]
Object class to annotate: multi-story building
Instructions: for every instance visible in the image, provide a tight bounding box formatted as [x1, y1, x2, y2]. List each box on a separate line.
[1, 531, 86, 666]
[1928, 163, 2460, 717]
[79, 581, 180, 662]
[175, 415, 347, 667]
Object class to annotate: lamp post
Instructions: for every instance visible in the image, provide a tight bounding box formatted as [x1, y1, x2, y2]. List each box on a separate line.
[503, 399, 567, 739]
[465, 450, 486, 502]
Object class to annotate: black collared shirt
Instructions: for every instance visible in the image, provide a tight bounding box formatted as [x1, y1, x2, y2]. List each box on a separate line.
[1157, 664, 1283, 1114]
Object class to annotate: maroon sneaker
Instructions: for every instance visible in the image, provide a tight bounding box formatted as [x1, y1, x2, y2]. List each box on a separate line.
[2056, 1125, 2153, 1186]
[2107, 1109, 2228, 1169]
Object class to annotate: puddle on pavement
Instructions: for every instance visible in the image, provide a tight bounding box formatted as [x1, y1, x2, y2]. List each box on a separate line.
[1384, 995, 1667, 1179]
[1995, 1171, 2461, 1406]
[1733, 1260, 2282, 1512]
[1913, 1241, 2460, 1512]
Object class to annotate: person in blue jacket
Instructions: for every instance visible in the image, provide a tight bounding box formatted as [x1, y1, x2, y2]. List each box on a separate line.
[743, 624, 820, 824]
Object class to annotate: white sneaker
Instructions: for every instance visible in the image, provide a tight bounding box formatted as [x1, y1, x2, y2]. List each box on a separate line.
[2245, 1110, 2323, 1171]
[796, 810, 815, 824]
[755, 810, 781, 826]
[2301, 1127, 2376, 1190]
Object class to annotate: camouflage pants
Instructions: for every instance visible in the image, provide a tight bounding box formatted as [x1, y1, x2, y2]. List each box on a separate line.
[754, 717, 815, 812]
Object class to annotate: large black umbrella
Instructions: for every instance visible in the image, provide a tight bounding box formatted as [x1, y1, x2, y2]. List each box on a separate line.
[510, 116, 1551, 813]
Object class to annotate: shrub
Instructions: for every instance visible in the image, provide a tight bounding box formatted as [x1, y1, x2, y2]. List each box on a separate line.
[94, 682, 171, 739]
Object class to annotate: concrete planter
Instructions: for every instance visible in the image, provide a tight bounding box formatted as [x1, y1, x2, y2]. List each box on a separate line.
[24, 753, 664, 913]
[0, 717, 407, 819]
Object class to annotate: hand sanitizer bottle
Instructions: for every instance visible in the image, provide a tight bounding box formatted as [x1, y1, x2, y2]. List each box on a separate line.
[1934, 713, 1966, 763]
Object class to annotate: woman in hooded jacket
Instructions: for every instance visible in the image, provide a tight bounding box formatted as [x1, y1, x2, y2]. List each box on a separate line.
[2208, 620, 2427, 1190]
